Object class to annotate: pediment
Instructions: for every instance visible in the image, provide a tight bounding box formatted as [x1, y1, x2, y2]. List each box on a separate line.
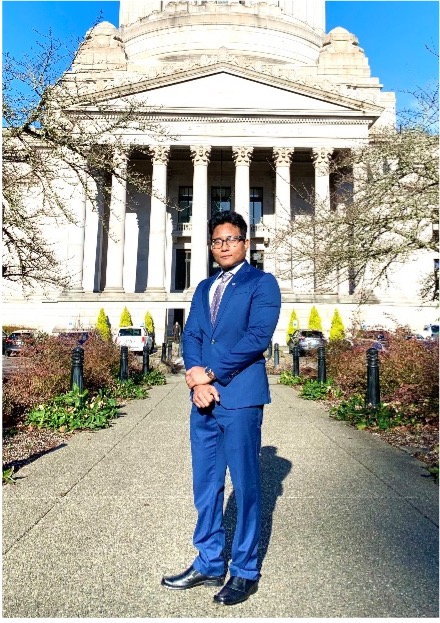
[71, 60, 384, 118]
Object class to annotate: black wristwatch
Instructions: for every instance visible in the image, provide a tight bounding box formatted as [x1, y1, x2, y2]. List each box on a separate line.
[204, 367, 216, 381]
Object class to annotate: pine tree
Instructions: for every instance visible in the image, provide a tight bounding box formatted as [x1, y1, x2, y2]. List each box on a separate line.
[329, 309, 345, 341]
[286, 309, 299, 344]
[308, 305, 323, 331]
[96, 308, 112, 341]
[144, 311, 155, 334]
[119, 306, 133, 327]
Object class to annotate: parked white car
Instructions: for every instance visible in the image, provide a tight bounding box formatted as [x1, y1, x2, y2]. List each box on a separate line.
[421, 324, 439, 341]
[115, 327, 153, 354]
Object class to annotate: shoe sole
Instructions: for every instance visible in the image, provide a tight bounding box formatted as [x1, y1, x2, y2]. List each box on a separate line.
[213, 582, 258, 605]
[161, 577, 225, 590]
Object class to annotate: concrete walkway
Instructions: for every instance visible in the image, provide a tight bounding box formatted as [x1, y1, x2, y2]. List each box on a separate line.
[3, 374, 438, 618]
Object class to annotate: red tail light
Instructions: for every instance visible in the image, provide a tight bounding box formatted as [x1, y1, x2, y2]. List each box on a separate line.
[141, 336, 145, 343]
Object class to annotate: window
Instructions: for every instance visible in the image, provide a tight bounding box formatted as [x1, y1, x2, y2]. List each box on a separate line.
[250, 250, 264, 271]
[178, 186, 192, 223]
[250, 187, 263, 225]
[211, 187, 231, 215]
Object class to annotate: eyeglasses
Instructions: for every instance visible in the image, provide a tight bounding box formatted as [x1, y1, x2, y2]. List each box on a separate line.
[211, 236, 246, 249]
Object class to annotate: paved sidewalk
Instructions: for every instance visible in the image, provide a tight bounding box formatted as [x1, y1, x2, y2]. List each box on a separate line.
[3, 374, 439, 618]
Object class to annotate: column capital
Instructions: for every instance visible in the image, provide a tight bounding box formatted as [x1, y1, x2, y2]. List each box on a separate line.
[273, 147, 294, 167]
[148, 145, 170, 165]
[190, 145, 212, 165]
[232, 146, 253, 166]
[312, 147, 334, 176]
[112, 147, 129, 170]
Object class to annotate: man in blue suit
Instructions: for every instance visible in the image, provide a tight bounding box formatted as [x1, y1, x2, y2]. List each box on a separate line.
[161, 211, 281, 606]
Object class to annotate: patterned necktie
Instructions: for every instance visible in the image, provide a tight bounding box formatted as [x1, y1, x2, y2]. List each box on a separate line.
[210, 271, 232, 325]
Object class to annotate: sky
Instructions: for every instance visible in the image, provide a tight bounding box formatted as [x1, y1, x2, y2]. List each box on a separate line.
[2, 0, 439, 114]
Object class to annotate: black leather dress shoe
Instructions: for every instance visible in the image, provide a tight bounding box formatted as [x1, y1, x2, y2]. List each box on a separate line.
[161, 565, 225, 590]
[213, 576, 259, 605]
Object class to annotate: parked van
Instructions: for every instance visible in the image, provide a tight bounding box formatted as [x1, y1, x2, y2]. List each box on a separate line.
[115, 326, 153, 353]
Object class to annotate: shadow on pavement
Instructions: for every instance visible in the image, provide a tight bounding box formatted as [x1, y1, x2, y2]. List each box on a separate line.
[3, 443, 68, 477]
[223, 445, 292, 572]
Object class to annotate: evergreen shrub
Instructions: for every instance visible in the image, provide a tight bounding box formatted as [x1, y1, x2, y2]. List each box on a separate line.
[308, 306, 323, 331]
[286, 310, 299, 344]
[144, 311, 155, 334]
[96, 308, 112, 341]
[329, 309, 345, 341]
[120, 306, 133, 327]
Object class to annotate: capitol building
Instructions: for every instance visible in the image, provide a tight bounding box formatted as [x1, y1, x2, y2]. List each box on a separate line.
[3, 0, 436, 342]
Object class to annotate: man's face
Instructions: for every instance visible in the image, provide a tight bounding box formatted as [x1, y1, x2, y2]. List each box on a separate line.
[211, 223, 249, 270]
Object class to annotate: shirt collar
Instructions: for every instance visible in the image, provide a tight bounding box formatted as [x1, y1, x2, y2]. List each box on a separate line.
[217, 261, 245, 279]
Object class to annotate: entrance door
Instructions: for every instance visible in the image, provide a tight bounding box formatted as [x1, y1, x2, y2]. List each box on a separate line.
[175, 249, 191, 290]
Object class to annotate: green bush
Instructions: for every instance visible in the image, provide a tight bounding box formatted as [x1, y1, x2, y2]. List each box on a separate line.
[144, 369, 167, 386]
[144, 311, 154, 334]
[26, 387, 119, 432]
[326, 331, 439, 422]
[300, 379, 334, 400]
[96, 308, 112, 341]
[286, 310, 299, 344]
[330, 394, 414, 431]
[3, 332, 124, 423]
[308, 306, 322, 331]
[279, 370, 302, 386]
[329, 309, 345, 341]
[111, 378, 149, 400]
[120, 306, 133, 327]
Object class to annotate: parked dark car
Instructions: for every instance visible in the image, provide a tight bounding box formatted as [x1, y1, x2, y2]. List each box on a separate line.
[2, 331, 7, 355]
[4, 330, 35, 356]
[356, 329, 391, 348]
[288, 329, 326, 356]
[57, 331, 90, 345]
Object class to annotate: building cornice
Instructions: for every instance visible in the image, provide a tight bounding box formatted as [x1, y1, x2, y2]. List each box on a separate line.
[66, 50, 384, 115]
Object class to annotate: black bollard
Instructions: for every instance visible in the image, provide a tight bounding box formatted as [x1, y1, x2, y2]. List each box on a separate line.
[142, 343, 150, 375]
[119, 345, 129, 382]
[273, 343, 279, 367]
[292, 345, 300, 377]
[167, 341, 173, 361]
[70, 346, 84, 393]
[366, 347, 380, 407]
[267, 340, 273, 359]
[161, 342, 167, 363]
[317, 346, 327, 383]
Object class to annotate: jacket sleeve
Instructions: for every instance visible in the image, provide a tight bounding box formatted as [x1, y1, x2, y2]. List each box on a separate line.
[182, 284, 204, 370]
[212, 272, 281, 386]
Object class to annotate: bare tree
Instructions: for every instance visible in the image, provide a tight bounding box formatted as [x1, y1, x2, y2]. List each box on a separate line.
[2, 25, 175, 293]
[265, 66, 439, 302]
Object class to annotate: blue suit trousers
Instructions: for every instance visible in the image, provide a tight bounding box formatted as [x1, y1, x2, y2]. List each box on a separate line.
[190, 402, 263, 580]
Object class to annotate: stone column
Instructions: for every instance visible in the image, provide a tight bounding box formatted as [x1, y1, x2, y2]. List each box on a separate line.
[190, 145, 211, 289]
[65, 177, 87, 293]
[81, 172, 103, 293]
[312, 147, 333, 210]
[104, 150, 128, 293]
[273, 147, 294, 228]
[312, 147, 335, 293]
[146, 145, 170, 293]
[273, 148, 294, 290]
[232, 146, 253, 259]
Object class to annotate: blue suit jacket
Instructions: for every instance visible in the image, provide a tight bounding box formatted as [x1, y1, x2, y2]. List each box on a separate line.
[182, 261, 281, 409]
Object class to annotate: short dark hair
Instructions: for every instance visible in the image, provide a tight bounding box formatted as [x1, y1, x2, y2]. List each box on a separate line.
[209, 211, 247, 238]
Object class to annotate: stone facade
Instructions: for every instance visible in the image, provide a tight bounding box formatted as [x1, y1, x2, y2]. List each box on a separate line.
[3, 0, 436, 342]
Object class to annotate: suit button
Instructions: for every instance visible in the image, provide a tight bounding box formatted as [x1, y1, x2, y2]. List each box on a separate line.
[211, 339, 215, 344]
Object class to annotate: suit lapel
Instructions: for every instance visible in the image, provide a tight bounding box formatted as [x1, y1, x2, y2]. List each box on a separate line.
[203, 273, 219, 328]
[212, 262, 250, 331]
